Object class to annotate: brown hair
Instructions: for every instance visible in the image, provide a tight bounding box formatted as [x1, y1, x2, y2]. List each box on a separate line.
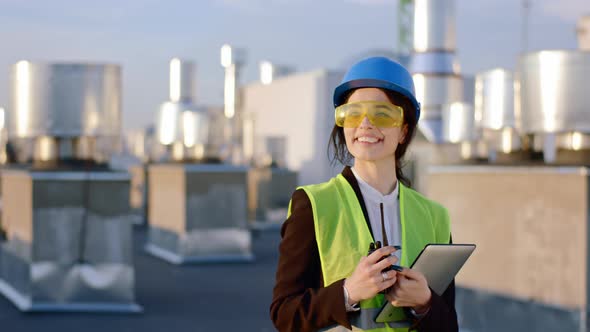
[328, 88, 418, 187]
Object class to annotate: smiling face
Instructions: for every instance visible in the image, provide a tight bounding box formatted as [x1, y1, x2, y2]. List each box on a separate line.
[343, 88, 407, 165]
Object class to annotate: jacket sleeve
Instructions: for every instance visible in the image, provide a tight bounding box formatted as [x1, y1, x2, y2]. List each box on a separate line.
[411, 234, 458, 332]
[409, 280, 458, 332]
[270, 189, 352, 332]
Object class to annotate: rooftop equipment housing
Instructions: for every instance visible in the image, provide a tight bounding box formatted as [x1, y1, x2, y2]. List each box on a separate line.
[155, 59, 209, 162]
[9, 62, 121, 167]
[1, 61, 139, 313]
[518, 50, 590, 162]
[474, 68, 523, 159]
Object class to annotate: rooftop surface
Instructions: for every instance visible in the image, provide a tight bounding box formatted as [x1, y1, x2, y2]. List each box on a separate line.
[0, 226, 280, 332]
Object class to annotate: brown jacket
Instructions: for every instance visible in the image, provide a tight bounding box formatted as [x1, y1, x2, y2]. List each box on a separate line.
[270, 167, 458, 332]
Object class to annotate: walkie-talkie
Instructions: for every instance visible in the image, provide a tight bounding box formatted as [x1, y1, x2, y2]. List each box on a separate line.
[367, 241, 402, 269]
[367, 241, 403, 293]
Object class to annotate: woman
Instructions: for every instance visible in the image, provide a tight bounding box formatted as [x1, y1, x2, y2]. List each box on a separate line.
[270, 57, 458, 332]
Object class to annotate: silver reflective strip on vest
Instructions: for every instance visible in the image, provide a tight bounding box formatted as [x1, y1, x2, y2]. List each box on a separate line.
[319, 307, 411, 331]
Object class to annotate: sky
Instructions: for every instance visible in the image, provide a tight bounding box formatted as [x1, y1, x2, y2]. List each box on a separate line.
[0, 0, 587, 131]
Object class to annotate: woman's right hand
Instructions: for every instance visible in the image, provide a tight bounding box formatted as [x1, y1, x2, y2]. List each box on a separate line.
[343, 246, 400, 304]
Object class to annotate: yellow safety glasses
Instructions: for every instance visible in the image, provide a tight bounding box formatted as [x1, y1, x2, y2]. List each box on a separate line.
[334, 101, 404, 128]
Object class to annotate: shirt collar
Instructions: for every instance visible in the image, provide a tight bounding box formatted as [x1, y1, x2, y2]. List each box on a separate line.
[351, 167, 398, 204]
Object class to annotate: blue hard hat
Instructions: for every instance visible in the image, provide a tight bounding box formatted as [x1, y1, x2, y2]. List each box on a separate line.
[333, 56, 421, 121]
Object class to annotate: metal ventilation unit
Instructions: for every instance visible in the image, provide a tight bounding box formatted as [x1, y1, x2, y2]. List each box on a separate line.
[441, 101, 485, 160]
[474, 68, 525, 162]
[155, 58, 210, 163]
[145, 56, 253, 264]
[9, 62, 121, 168]
[518, 50, 590, 164]
[0, 61, 139, 312]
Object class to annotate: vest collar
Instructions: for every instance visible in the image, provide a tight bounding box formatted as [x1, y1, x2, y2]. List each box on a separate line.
[341, 166, 374, 236]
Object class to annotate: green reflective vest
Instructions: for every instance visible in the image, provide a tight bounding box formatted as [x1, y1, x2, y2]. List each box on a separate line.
[293, 173, 451, 331]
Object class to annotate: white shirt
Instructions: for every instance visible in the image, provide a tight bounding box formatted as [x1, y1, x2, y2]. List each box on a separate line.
[351, 167, 402, 262]
[344, 168, 403, 311]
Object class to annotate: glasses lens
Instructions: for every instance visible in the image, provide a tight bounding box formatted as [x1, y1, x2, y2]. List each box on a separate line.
[334, 101, 403, 128]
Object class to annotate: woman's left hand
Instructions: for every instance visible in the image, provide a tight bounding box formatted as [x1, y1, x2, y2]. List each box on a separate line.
[385, 268, 432, 313]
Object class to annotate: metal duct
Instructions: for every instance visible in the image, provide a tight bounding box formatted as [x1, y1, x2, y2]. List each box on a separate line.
[414, 74, 464, 109]
[411, 0, 463, 144]
[221, 45, 246, 119]
[155, 58, 212, 162]
[9, 62, 121, 138]
[156, 101, 182, 146]
[413, 0, 455, 52]
[442, 102, 476, 143]
[473, 68, 522, 156]
[169, 58, 195, 103]
[518, 50, 590, 134]
[475, 68, 516, 131]
[156, 102, 209, 149]
[221, 44, 247, 164]
[414, 73, 463, 142]
[411, 52, 460, 75]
